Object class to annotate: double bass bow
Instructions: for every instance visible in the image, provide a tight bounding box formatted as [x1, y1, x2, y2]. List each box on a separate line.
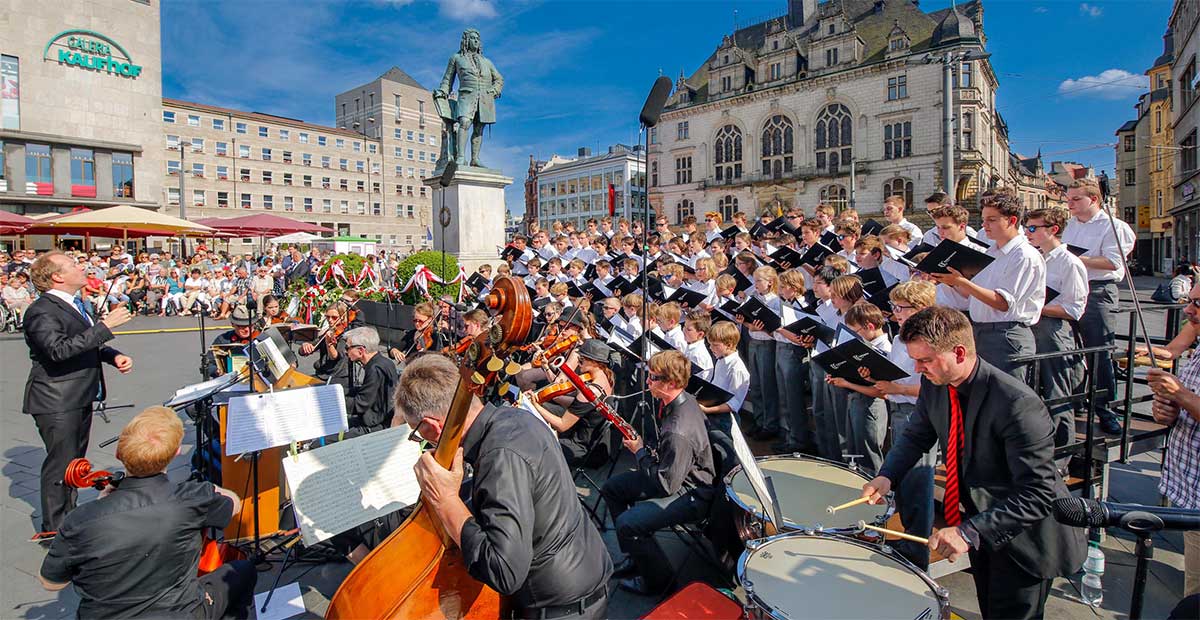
[326, 276, 533, 620]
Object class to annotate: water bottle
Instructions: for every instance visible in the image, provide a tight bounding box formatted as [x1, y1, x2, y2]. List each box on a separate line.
[1081, 542, 1105, 607]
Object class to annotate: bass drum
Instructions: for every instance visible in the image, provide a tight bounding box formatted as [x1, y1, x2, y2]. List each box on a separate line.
[739, 532, 949, 620]
[724, 455, 894, 541]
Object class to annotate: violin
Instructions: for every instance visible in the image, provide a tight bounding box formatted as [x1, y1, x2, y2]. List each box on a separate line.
[442, 335, 474, 358]
[535, 372, 592, 404]
[533, 333, 580, 369]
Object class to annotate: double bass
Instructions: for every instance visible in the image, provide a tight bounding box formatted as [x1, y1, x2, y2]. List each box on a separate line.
[326, 276, 533, 619]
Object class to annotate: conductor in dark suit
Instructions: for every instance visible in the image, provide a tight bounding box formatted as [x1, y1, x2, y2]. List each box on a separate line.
[861, 306, 1085, 619]
[23, 251, 134, 537]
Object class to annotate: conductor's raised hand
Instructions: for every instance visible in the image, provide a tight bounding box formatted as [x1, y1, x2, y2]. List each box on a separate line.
[101, 306, 132, 330]
[860, 476, 891, 505]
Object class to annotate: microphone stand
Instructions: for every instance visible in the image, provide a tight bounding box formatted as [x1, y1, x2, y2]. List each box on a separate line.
[244, 297, 264, 564]
[196, 299, 208, 381]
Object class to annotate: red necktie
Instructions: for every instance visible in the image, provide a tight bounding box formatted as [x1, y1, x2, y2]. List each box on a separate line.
[944, 386, 964, 527]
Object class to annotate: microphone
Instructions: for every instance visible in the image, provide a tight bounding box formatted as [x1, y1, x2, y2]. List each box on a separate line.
[1053, 497, 1200, 532]
[639, 76, 674, 128]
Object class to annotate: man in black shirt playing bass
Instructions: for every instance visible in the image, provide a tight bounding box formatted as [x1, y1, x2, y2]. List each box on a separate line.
[603, 350, 716, 596]
[39, 406, 256, 619]
[406, 354, 612, 620]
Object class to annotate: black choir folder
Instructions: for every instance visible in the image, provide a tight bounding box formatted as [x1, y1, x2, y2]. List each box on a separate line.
[813, 338, 909, 386]
[913, 239, 994, 279]
[781, 315, 835, 345]
[734, 296, 781, 332]
[687, 375, 734, 407]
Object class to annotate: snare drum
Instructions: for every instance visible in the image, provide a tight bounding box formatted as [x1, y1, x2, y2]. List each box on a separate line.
[739, 532, 949, 620]
[724, 455, 893, 540]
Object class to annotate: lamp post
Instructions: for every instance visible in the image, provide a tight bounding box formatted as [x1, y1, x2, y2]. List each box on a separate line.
[907, 48, 991, 200]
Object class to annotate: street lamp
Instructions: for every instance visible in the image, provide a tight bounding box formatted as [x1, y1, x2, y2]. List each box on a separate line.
[907, 48, 991, 198]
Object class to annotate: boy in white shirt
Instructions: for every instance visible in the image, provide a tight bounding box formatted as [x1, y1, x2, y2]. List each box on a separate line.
[700, 321, 750, 435]
[656, 302, 688, 351]
[680, 310, 713, 381]
[825, 302, 890, 474]
[853, 281, 937, 569]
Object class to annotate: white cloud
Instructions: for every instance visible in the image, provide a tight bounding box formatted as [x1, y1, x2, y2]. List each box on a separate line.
[1079, 3, 1103, 17]
[1057, 69, 1144, 99]
[1033, 6, 1049, 13]
[438, 0, 497, 21]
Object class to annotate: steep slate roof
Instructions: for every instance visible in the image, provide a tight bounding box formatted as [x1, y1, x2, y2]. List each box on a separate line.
[1117, 119, 1139, 133]
[379, 66, 427, 90]
[675, 0, 983, 108]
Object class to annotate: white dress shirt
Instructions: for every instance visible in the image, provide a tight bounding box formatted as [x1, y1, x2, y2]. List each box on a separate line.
[885, 335, 919, 405]
[663, 325, 688, 351]
[1062, 208, 1136, 282]
[47, 289, 93, 325]
[1042, 244, 1089, 321]
[683, 338, 714, 380]
[968, 234, 1046, 325]
[896, 219, 923, 247]
[711, 351, 750, 413]
[922, 225, 979, 248]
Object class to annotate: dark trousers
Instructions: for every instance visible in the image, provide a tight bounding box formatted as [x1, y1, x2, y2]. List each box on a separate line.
[602, 471, 710, 592]
[515, 588, 608, 620]
[1079, 282, 1118, 417]
[972, 322, 1035, 381]
[747, 338, 780, 435]
[33, 406, 93, 532]
[968, 548, 1052, 620]
[1032, 317, 1082, 451]
[887, 402, 935, 570]
[810, 362, 842, 461]
[776, 343, 814, 452]
[197, 560, 258, 620]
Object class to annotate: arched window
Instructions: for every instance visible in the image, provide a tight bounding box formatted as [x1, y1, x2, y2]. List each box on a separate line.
[676, 199, 694, 224]
[718, 195, 738, 221]
[714, 125, 743, 182]
[760, 115, 794, 179]
[820, 184, 848, 212]
[815, 104, 853, 174]
[883, 177, 914, 212]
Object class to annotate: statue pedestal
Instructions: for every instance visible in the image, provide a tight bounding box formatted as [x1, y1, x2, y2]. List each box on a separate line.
[425, 167, 512, 274]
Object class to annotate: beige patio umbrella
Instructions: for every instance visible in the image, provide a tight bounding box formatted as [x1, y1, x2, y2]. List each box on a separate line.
[44, 205, 214, 236]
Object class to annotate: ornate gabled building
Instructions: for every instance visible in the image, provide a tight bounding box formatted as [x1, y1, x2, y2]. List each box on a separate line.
[649, 0, 1010, 225]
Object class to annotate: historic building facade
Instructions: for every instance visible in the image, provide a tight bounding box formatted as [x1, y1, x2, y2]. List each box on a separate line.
[1, 0, 164, 228]
[163, 68, 436, 254]
[534, 145, 648, 230]
[1170, 0, 1200, 263]
[649, 0, 1009, 224]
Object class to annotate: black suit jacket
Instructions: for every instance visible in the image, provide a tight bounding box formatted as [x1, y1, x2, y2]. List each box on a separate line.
[22, 294, 121, 415]
[286, 259, 311, 286]
[879, 358, 1086, 579]
[347, 353, 398, 432]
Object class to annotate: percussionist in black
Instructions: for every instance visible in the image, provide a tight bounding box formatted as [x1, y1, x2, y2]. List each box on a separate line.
[39, 406, 256, 619]
[602, 349, 716, 596]
[405, 354, 612, 620]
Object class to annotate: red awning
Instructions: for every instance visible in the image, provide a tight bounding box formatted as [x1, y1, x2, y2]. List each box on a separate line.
[200, 214, 327, 237]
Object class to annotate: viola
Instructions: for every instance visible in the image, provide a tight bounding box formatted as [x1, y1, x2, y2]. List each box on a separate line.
[535, 372, 592, 404]
[532, 333, 580, 369]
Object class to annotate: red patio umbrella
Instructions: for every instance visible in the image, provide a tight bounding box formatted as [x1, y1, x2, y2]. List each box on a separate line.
[202, 214, 327, 237]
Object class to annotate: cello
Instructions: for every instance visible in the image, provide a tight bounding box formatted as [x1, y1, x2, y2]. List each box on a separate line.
[326, 276, 533, 620]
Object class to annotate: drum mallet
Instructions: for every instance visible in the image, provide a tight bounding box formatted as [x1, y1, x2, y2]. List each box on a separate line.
[856, 520, 929, 544]
[826, 496, 872, 514]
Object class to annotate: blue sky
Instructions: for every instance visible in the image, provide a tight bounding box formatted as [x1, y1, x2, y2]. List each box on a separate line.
[161, 0, 1174, 215]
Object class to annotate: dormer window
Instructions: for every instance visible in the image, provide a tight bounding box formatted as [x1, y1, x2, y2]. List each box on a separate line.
[889, 38, 907, 51]
[724, 54, 730, 63]
[828, 23, 835, 34]
[773, 40, 780, 50]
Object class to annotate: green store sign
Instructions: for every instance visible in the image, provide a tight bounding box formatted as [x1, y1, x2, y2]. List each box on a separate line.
[43, 29, 143, 78]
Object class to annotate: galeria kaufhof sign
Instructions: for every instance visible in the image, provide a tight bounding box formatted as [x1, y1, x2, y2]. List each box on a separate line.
[43, 30, 143, 78]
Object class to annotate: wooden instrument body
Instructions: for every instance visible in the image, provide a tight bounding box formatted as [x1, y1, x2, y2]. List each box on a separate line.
[326, 276, 532, 620]
[216, 366, 320, 542]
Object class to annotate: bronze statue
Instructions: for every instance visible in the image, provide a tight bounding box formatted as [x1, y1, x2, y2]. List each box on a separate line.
[434, 29, 504, 168]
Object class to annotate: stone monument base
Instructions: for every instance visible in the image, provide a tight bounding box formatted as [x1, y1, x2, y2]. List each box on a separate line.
[425, 166, 512, 275]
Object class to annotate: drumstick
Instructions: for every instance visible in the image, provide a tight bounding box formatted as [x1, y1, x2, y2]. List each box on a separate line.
[856, 520, 929, 545]
[826, 496, 872, 514]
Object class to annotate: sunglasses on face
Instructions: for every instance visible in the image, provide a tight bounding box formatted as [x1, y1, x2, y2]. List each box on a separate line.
[648, 372, 668, 382]
[1024, 224, 1053, 233]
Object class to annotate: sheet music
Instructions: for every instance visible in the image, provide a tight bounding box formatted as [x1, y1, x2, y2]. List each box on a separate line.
[282, 427, 422, 546]
[164, 372, 240, 408]
[516, 391, 553, 431]
[224, 385, 348, 455]
[730, 415, 778, 529]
